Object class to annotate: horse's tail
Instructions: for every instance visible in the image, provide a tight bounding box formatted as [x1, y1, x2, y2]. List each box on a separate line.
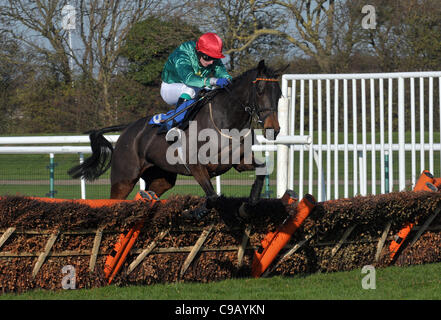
[68, 124, 128, 181]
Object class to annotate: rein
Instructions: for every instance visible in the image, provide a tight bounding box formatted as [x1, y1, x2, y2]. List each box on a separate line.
[209, 102, 252, 140]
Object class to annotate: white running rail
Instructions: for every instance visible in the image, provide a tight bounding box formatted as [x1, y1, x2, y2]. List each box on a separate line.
[278, 71, 441, 201]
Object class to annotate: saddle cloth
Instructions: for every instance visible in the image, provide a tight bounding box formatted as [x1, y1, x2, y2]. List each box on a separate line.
[148, 88, 220, 133]
[148, 99, 198, 132]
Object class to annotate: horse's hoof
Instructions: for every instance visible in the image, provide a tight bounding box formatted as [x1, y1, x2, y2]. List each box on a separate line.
[190, 207, 209, 220]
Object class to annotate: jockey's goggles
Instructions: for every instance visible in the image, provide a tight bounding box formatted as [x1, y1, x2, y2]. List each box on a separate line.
[198, 52, 218, 62]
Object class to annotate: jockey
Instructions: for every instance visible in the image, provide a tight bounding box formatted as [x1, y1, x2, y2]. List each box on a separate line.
[160, 32, 232, 109]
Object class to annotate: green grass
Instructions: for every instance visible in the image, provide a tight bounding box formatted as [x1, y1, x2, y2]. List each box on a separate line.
[2, 263, 441, 300]
[0, 182, 269, 199]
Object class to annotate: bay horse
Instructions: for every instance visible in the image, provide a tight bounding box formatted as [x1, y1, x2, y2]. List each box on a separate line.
[68, 60, 281, 219]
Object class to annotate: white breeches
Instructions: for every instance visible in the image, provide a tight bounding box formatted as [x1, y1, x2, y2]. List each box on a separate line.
[160, 82, 201, 105]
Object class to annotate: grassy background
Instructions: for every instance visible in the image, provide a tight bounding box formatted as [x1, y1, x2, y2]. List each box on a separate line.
[1, 263, 441, 300]
[0, 149, 438, 200]
[0, 152, 278, 199]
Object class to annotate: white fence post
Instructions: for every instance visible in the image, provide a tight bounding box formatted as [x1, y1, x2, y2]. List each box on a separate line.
[277, 96, 289, 198]
[79, 153, 86, 199]
[398, 77, 406, 191]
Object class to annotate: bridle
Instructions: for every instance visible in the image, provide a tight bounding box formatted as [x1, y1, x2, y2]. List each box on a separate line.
[208, 76, 279, 139]
[245, 77, 280, 125]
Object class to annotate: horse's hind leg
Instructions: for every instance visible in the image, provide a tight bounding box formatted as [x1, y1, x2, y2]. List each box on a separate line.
[141, 166, 177, 197]
[110, 154, 142, 199]
[110, 179, 138, 199]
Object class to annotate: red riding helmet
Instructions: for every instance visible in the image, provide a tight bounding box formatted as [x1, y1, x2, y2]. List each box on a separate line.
[196, 32, 225, 59]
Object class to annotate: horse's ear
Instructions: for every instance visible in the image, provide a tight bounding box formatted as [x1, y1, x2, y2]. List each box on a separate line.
[257, 59, 266, 72]
[274, 64, 289, 76]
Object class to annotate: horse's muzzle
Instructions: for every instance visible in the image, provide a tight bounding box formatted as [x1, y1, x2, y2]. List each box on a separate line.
[263, 112, 280, 140]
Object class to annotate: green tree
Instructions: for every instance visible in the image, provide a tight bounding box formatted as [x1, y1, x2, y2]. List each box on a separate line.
[401, 0, 441, 71]
[120, 17, 200, 86]
[0, 33, 44, 134]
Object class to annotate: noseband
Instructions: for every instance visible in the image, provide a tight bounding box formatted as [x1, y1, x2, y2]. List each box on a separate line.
[252, 78, 280, 84]
[246, 78, 279, 125]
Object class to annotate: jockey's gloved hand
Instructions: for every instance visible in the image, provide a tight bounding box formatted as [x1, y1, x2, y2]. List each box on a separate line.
[209, 77, 231, 88]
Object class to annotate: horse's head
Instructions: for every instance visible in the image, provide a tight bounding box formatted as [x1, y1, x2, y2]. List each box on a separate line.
[250, 60, 281, 139]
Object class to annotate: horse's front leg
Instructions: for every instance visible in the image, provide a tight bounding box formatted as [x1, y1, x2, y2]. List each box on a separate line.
[234, 158, 267, 220]
[249, 173, 265, 205]
[234, 173, 266, 221]
[188, 165, 218, 220]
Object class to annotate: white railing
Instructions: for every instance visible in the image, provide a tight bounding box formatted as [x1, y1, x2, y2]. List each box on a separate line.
[277, 71, 441, 201]
[0, 136, 120, 199]
[0, 134, 303, 199]
[0, 135, 118, 154]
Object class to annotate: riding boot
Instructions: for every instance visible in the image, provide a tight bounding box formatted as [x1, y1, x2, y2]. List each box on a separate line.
[157, 98, 188, 135]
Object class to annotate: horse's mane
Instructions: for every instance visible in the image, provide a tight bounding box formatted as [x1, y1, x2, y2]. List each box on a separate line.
[231, 68, 257, 84]
[198, 63, 277, 104]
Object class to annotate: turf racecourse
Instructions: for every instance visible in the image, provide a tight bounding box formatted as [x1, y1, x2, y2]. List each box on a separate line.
[1, 262, 441, 300]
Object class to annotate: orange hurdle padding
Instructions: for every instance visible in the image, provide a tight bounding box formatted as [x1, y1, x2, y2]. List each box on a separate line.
[425, 182, 438, 192]
[388, 170, 437, 262]
[389, 222, 415, 261]
[104, 190, 160, 284]
[433, 177, 441, 189]
[26, 197, 134, 208]
[413, 170, 434, 191]
[104, 227, 138, 279]
[105, 220, 144, 284]
[251, 193, 316, 278]
[280, 189, 299, 205]
[24, 191, 167, 209]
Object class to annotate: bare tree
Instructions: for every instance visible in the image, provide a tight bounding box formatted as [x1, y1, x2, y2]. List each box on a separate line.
[0, 0, 162, 124]
[353, 0, 408, 71]
[74, 0, 162, 122]
[186, 0, 361, 73]
[0, 1, 74, 82]
[183, 0, 291, 73]
[246, 0, 341, 73]
[355, 0, 441, 72]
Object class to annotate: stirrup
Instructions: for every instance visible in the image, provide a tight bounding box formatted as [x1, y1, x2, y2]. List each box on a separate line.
[176, 97, 188, 108]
